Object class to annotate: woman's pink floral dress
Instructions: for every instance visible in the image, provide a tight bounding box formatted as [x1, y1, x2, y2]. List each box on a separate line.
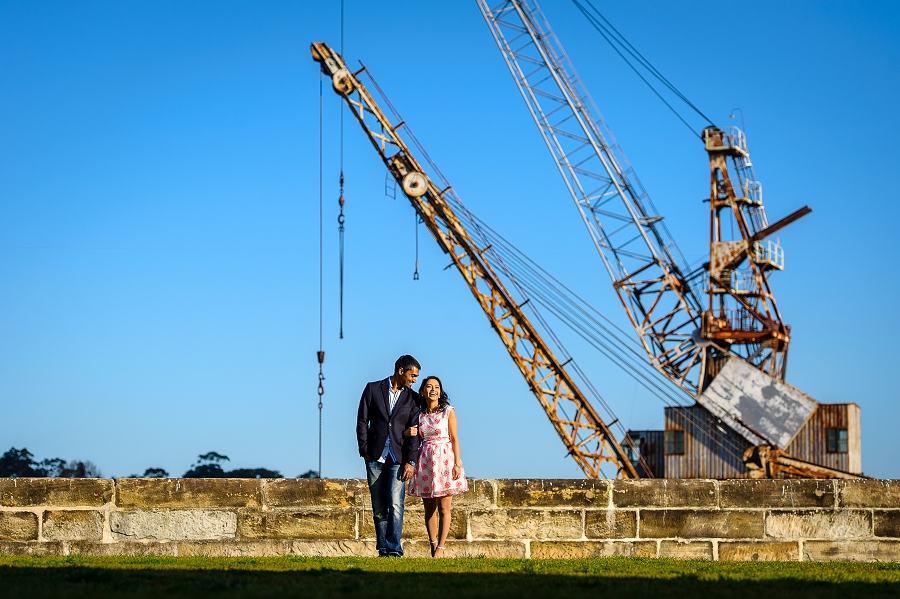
[408, 406, 468, 498]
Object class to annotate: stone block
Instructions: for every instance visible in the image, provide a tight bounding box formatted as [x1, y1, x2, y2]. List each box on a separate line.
[177, 540, 293, 557]
[68, 541, 178, 556]
[611, 480, 717, 508]
[659, 540, 713, 559]
[639, 509, 763, 539]
[110, 509, 236, 541]
[407, 540, 526, 559]
[874, 511, 900, 537]
[468, 509, 582, 539]
[358, 509, 466, 541]
[0, 511, 38, 541]
[804, 540, 900, 562]
[0, 541, 65, 555]
[265, 479, 363, 508]
[719, 479, 833, 509]
[42, 510, 104, 541]
[403, 479, 494, 510]
[0, 478, 113, 507]
[289, 540, 378, 557]
[765, 510, 870, 539]
[116, 478, 261, 508]
[718, 541, 799, 561]
[237, 509, 355, 540]
[496, 479, 608, 508]
[531, 540, 657, 558]
[839, 480, 900, 508]
[584, 510, 636, 539]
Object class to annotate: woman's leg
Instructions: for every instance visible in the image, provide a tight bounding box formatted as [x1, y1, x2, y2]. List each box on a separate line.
[434, 495, 453, 558]
[422, 497, 438, 556]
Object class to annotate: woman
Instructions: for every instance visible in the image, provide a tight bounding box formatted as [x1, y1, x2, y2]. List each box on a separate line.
[407, 376, 467, 558]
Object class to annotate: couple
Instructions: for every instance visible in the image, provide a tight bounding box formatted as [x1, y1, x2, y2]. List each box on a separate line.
[356, 355, 468, 558]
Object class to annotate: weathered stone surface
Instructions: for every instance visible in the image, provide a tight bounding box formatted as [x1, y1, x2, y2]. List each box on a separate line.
[238, 509, 356, 540]
[177, 540, 293, 557]
[719, 479, 833, 509]
[68, 541, 178, 556]
[718, 541, 799, 561]
[496, 479, 608, 508]
[469, 509, 582, 539]
[874, 511, 900, 537]
[839, 480, 900, 508]
[804, 540, 900, 562]
[531, 540, 657, 558]
[42, 510, 104, 541]
[116, 479, 261, 509]
[612, 480, 717, 508]
[424, 540, 525, 558]
[640, 510, 763, 539]
[584, 510, 636, 539]
[265, 479, 363, 508]
[659, 540, 713, 559]
[0, 541, 65, 555]
[405, 479, 494, 509]
[765, 510, 870, 539]
[290, 540, 378, 557]
[359, 509, 466, 541]
[0, 511, 38, 541]
[0, 478, 113, 507]
[110, 509, 236, 541]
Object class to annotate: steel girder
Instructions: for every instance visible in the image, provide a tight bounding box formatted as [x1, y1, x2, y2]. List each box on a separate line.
[311, 42, 639, 479]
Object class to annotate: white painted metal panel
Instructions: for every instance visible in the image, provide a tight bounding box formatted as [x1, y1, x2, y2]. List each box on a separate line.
[699, 358, 818, 449]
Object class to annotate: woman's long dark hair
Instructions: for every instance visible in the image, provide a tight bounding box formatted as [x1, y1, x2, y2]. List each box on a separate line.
[418, 376, 450, 413]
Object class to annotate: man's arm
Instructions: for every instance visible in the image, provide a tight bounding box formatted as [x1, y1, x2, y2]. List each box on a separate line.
[356, 385, 371, 458]
[400, 401, 422, 464]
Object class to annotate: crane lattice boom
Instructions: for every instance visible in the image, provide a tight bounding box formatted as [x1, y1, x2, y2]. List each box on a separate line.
[311, 41, 639, 479]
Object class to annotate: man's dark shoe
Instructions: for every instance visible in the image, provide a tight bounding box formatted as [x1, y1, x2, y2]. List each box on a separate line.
[387, 552, 402, 558]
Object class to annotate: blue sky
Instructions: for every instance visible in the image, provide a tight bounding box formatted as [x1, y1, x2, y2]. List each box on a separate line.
[1, 1, 898, 479]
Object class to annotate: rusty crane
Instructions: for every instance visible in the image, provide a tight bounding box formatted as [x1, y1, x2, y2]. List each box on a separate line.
[311, 41, 640, 479]
[477, 0, 863, 479]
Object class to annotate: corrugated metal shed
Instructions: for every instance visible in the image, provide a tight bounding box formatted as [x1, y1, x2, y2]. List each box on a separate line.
[623, 430, 665, 478]
[785, 403, 862, 474]
[664, 404, 754, 479]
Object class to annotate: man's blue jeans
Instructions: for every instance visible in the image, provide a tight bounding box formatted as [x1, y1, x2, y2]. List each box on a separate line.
[365, 457, 405, 556]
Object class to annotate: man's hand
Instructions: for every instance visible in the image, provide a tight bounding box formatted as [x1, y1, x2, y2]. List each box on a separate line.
[401, 463, 414, 482]
[403, 426, 418, 438]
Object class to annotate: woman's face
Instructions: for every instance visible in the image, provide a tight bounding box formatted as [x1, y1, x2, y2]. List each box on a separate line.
[423, 379, 441, 404]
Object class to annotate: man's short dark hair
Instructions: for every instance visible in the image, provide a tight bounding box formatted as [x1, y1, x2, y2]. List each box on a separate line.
[394, 355, 420, 373]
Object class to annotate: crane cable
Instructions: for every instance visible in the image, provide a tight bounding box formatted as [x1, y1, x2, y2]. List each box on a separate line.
[316, 69, 325, 479]
[337, 0, 346, 339]
[571, 0, 715, 136]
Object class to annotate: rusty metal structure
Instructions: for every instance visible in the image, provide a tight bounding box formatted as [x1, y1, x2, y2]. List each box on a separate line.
[478, 0, 864, 479]
[311, 41, 639, 479]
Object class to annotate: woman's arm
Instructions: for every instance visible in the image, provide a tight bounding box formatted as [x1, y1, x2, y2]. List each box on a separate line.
[448, 408, 462, 480]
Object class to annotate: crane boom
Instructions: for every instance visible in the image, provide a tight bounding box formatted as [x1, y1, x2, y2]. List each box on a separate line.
[477, 0, 714, 397]
[311, 41, 639, 479]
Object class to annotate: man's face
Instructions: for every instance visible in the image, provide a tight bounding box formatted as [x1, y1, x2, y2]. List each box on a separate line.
[398, 366, 420, 389]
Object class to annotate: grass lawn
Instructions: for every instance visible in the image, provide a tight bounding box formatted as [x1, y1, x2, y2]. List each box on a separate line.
[2, 555, 900, 598]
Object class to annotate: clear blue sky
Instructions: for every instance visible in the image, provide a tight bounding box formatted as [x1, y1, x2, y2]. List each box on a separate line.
[1, 1, 897, 479]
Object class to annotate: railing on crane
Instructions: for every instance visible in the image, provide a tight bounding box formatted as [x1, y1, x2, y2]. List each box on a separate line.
[310, 41, 640, 479]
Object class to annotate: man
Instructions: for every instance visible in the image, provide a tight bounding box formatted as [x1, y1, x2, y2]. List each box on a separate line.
[356, 355, 422, 557]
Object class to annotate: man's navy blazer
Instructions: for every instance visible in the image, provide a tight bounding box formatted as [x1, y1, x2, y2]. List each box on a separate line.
[356, 378, 422, 464]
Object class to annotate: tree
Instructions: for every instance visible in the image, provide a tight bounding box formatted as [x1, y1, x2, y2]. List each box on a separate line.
[0, 448, 41, 477]
[297, 470, 319, 479]
[142, 467, 168, 478]
[183, 452, 230, 478]
[182, 452, 283, 478]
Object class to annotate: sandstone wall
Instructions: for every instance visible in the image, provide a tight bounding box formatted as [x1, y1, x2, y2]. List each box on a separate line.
[2, 478, 900, 561]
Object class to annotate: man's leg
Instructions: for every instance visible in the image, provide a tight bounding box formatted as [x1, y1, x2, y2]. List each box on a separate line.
[365, 459, 390, 556]
[383, 459, 406, 556]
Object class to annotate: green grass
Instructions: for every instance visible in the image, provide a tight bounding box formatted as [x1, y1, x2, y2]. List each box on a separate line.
[2, 555, 900, 598]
